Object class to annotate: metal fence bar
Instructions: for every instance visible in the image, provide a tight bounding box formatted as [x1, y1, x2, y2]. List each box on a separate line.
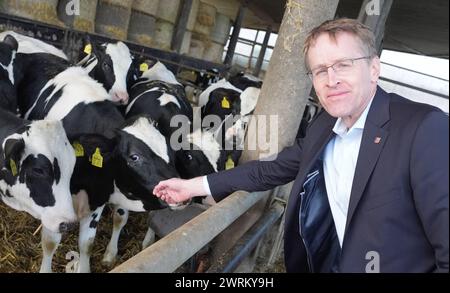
[110, 190, 269, 273]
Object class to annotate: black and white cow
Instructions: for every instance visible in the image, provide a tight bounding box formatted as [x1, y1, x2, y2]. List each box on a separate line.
[126, 61, 194, 135]
[195, 68, 220, 90]
[100, 62, 222, 261]
[228, 71, 263, 91]
[199, 78, 261, 169]
[0, 108, 77, 235]
[73, 115, 181, 271]
[1, 35, 181, 272]
[0, 30, 68, 60]
[0, 35, 18, 113]
[77, 40, 137, 105]
[126, 61, 218, 177]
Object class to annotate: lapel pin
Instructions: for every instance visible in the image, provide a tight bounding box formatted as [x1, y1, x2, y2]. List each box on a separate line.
[374, 137, 382, 144]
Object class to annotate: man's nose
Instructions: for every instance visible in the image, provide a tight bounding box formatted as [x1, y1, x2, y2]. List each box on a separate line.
[326, 67, 339, 86]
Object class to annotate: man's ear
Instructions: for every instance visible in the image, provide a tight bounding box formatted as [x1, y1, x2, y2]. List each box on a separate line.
[3, 138, 25, 176]
[370, 56, 381, 83]
[3, 34, 18, 51]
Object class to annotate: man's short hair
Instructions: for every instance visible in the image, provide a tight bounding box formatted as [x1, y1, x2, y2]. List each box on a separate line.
[303, 18, 377, 70]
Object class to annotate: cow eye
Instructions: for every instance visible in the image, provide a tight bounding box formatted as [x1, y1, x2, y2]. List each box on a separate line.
[187, 154, 193, 161]
[32, 167, 45, 176]
[130, 154, 140, 162]
[103, 61, 112, 71]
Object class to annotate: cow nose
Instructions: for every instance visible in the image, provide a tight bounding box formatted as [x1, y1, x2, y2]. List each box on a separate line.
[59, 222, 78, 233]
[113, 92, 129, 105]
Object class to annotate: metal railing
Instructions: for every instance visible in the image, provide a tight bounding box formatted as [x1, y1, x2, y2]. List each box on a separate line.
[110, 190, 273, 273]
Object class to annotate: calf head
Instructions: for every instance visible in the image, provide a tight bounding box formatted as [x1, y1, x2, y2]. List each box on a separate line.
[114, 116, 181, 210]
[0, 120, 77, 233]
[202, 88, 242, 120]
[175, 129, 220, 178]
[87, 41, 135, 105]
[229, 72, 263, 91]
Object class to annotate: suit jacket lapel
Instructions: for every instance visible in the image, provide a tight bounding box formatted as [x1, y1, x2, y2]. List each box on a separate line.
[344, 87, 391, 236]
[286, 115, 336, 226]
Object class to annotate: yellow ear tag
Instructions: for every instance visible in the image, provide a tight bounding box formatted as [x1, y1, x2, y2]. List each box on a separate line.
[10, 159, 18, 176]
[140, 63, 149, 72]
[91, 148, 103, 168]
[84, 44, 92, 55]
[225, 156, 235, 170]
[73, 142, 84, 157]
[221, 97, 230, 109]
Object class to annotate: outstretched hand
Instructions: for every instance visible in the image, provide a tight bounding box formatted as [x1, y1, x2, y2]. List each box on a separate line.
[153, 178, 194, 204]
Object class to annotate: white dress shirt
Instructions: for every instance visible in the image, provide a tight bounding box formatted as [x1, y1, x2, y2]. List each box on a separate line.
[323, 98, 374, 247]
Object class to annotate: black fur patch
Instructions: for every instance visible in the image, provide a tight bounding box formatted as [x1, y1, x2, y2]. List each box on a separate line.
[19, 154, 56, 207]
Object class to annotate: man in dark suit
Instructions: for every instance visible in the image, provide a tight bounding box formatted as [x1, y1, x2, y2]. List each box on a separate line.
[153, 18, 449, 273]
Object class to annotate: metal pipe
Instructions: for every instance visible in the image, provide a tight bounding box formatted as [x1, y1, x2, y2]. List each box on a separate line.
[224, 3, 248, 65]
[253, 26, 272, 77]
[206, 202, 284, 273]
[110, 191, 269, 273]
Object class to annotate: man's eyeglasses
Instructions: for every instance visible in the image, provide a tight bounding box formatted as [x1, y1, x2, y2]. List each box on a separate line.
[307, 56, 372, 82]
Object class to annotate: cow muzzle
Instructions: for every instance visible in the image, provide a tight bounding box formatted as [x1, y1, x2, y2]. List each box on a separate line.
[59, 221, 78, 233]
[111, 91, 129, 105]
[168, 199, 192, 211]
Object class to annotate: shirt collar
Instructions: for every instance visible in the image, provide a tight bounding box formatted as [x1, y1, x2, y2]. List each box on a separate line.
[332, 97, 375, 137]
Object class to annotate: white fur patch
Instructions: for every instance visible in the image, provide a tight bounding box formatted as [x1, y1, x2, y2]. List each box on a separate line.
[240, 87, 260, 116]
[198, 78, 242, 108]
[24, 67, 110, 120]
[0, 31, 68, 60]
[141, 61, 181, 85]
[0, 119, 76, 232]
[109, 184, 145, 212]
[122, 117, 170, 163]
[158, 93, 181, 108]
[105, 42, 132, 95]
[187, 129, 221, 172]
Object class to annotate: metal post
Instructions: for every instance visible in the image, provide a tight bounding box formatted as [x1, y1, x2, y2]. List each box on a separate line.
[224, 2, 248, 65]
[253, 26, 272, 77]
[172, 0, 193, 53]
[206, 203, 284, 273]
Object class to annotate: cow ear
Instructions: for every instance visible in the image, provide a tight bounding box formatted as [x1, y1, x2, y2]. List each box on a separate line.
[3, 138, 25, 176]
[3, 35, 18, 51]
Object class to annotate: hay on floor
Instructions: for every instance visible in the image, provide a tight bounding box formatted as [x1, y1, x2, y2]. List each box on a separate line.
[0, 201, 152, 273]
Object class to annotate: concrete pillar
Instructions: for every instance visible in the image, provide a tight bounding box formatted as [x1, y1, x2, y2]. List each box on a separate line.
[253, 26, 271, 77]
[358, 0, 393, 54]
[211, 0, 339, 272]
[241, 0, 339, 163]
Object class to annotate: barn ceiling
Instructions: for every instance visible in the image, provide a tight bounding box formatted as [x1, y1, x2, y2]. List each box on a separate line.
[238, 0, 448, 58]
